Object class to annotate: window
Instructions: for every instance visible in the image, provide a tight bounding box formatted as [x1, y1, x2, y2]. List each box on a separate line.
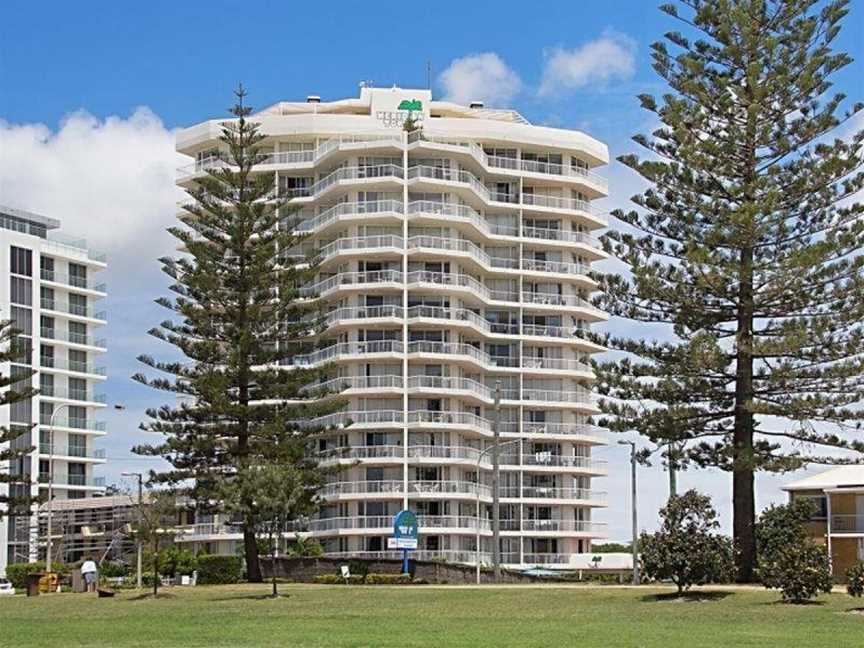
[10, 277, 32, 305]
[40, 256, 55, 281]
[69, 377, 87, 401]
[798, 495, 828, 520]
[10, 247, 32, 276]
[69, 293, 88, 317]
[11, 306, 32, 335]
[69, 321, 87, 345]
[68, 434, 87, 457]
[69, 263, 87, 288]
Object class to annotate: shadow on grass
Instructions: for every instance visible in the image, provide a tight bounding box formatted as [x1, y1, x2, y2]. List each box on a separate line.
[761, 598, 826, 606]
[641, 591, 733, 603]
[209, 593, 291, 602]
[844, 607, 864, 615]
[126, 592, 178, 601]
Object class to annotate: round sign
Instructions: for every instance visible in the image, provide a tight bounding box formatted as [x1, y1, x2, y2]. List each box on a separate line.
[393, 510, 418, 539]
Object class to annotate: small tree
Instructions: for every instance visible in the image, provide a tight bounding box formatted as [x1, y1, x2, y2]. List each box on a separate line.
[847, 562, 864, 598]
[756, 499, 833, 603]
[219, 460, 323, 598]
[133, 490, 180, 597]
[639, 490, 734, 595]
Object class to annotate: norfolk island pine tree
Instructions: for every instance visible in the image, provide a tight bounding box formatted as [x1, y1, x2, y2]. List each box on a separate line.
[133, 86, 346, 583]
[594, 0, 864, 580]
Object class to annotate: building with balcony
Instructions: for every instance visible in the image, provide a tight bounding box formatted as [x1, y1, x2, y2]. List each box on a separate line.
[783, 466, 864, 579]
[175, 86, 610, 569]
[0, 205, 108, 576]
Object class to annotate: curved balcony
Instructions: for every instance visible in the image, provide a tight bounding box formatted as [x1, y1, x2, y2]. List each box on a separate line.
[298, 409, 405, 430]
[308, 515, 490, 534]
[323, 305, 404, 329]
[319, 480, 404, 498]
[518, 486, 607, 505]
[408, 480, 491, 498]
[317, 445, 404, 463]
[286, 163, 405, 202]
[290, 340, 404, 367]
[297, 199, 404, 234]
[407, 132, 608, 195]
[519, 454, 606, 472]
[317, 235, 404, 264]
[406, 270, 517, 304]
[407, 201, 517, 240]
[521, 357, 594, 374]
[521, 519, 607, 534]
[406, 340, 517, 372]
[300, 270, 403, 299]
[521, 291, 607, 319]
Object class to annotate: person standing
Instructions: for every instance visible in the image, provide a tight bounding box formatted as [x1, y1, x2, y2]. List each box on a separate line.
[80, 558, 98, 593]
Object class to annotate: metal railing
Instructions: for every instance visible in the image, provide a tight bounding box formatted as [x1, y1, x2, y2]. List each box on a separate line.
[520, 487, 607, 503]
[40, 299, 106, 321]
[319, 480, 405, 497]
[324, 305, 404, 324]
[40, 270, 106, 293]
[521, 519, 607, 533]
[39, 444, 106, 459]
[40, 327, 107, 348]
[39, 355, 107, 376]
[300, 269, 403, 298]
[290, 340, 404, 367]
[296, 199, 404, 233]
[830, 515, 864, 533]
[39, 414, 107, 432]
[317, 235, 404, 262]
[39, 385, 107, 403]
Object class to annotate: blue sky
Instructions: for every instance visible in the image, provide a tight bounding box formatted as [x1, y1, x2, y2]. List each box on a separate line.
[1, 0, 863, 541]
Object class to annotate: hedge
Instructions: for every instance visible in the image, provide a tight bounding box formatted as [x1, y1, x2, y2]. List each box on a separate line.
[312, 573, 414, 585]
[5, 562, 67, 590]
[196, 555, 242, 585]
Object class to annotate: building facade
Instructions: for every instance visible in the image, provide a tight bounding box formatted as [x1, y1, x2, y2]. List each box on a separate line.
[0, 205, 108, 576]
[175, 87, 610, 568]
[783, 466, 864, 580]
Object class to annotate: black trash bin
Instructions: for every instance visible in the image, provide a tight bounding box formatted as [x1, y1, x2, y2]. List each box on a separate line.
[26, 572, 43, 597]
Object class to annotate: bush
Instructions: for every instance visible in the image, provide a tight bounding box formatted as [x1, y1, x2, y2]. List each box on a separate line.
[99, 561, 129, 579]
[5, 562, 67, 590]
[365, 573, 412, 585]
[756, 501, 833, 603]
[639, 490, 735, 595]
[347, 560, 369, 580]
[847, 562, 864, 598]
[159, 546, 198, 577]
[197, 555, 242, 585]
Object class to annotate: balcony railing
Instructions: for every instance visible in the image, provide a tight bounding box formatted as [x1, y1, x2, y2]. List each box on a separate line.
[521, 519, 607, 533]
[324, 305, 404, 324]
[520, 487, 607, 503]
[40, 327, 107, 348]
[523, 226, 597, 248]
[40, 299, 106, 321]
[408, 480, 492, 497]
[38, 473, 105, 488]
[39, 356, 107, 376]
[407, 201, 518, 238]
[319, 480, 405, 497]
[317, 235, 404, 262]
[39, 414, 107, 432]
[290, 340, 404, 367]
[830, 515, 864, 533]
[40, 270, 106, 293]
[39, 384, 107, 403]
[39, 444, 106, 459]
[300, 270, 403, 298]
[297, 199, 404, 234]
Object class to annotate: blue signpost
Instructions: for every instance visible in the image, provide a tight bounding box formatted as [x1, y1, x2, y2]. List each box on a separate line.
[391, 510, 419, 574]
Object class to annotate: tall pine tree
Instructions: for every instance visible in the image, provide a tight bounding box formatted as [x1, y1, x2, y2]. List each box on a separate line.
[0, 319, 38, 520]
[596, 0, 864, 581]
[134, 87, 341, 582]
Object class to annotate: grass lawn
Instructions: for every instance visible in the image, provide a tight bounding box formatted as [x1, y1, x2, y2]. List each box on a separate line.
[1, 583, 862, 647]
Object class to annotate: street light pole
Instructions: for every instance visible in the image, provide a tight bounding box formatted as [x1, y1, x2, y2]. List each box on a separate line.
[122, 472, 144, 589]
[45, 403, 71, 574]
[491, 381, 501, 583]
[618, 440, 640, 585]
[475, 438, 519, 585]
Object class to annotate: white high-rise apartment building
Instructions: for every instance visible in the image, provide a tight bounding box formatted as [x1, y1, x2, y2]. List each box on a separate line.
[175, 87, 610, 568]
[0, 205, 107, 575]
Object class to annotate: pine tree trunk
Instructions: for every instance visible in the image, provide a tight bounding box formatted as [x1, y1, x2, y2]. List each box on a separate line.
[733, 243, 756, 582]
[244, 525, 262, 583]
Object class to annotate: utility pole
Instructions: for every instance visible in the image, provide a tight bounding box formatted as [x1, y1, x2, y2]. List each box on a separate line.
[491, 381, 501, 582]
[45, 403, 71, 577]
[618, 440, 640, 585]
[122, 472, 144, 589]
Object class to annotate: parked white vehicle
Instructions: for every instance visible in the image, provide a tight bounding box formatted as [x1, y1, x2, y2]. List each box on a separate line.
[0, 578, 15, 596]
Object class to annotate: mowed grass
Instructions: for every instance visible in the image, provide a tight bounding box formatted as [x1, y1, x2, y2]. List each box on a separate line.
[1, 583, 862, 648]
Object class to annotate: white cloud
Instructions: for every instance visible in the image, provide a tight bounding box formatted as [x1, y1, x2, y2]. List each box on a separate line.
[539, 31, 637, 97]
[0, 107, 182, 278]
[439, 52, 522, 106]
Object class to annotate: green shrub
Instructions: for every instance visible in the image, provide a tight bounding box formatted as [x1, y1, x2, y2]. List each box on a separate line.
[365, 573, 412, 585]
[197, 555, 241, 585]
[99, 561, 129, 578]
[5, 562, 67, 590]
[159, 547, 198, 577]
[347, 560, 369, 580]
[312, 574, 366, 584]
[756, 501, 833, 603]
[847, 561, 864, 598]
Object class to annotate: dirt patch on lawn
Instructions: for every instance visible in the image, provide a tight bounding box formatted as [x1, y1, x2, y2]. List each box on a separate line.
[641, 591, 732, 603]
